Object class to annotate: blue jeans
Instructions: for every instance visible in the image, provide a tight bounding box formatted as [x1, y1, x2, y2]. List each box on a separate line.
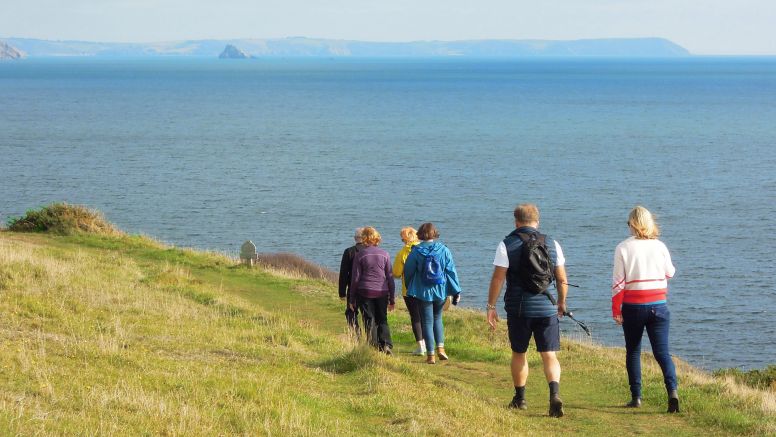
[419, 299, 446, 355]
[622, 303, 678, 398]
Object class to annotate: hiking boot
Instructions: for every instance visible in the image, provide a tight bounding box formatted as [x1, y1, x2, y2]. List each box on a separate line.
[437, 347, 449, 361]
[426, 354, 436, 364]
[667, 397, 680, 413]
[626, 397, 642, 408]
[548, 395, 564, 418]
[508, 395, 527, 410]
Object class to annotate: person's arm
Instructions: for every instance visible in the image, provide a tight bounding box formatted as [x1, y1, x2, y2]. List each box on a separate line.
[487, 267, 507, 330]
[664, 243, 676, 279]
[444, 248, 462, 303]
[338, 248, 350, 299]
[385, 254, 396, 308]
[349, 254, 361, 308]
[392, 249, 405, 279]
[612, 246, 626, 324]
[554, 265, 568, 316]
[403, 250, 417, 290]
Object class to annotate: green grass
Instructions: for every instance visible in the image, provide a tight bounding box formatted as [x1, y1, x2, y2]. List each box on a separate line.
[715, 366, 776, 392]
[0, 231, 773, 436]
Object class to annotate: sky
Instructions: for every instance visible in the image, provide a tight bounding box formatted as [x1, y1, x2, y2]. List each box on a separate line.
[3, 0, 776, 55]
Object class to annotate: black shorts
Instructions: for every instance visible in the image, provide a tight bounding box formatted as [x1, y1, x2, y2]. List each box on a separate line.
[507, 315, 560, 353]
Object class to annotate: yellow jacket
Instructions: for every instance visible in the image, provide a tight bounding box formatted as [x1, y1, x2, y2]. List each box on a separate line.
[393, 241, 420, 296]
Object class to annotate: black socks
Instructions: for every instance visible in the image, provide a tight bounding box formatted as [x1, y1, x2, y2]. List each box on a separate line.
[549, 381, 560, 398]
[515, 386, 526, 401]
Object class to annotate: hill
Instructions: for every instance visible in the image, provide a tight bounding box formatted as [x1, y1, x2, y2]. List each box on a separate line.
[0, 41, 25, 60]
[0, 215, 772, 435]
[3, 37, 690, 58]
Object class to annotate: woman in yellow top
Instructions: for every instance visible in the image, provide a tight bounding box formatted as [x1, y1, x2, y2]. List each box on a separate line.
[393, 227, 424, 355]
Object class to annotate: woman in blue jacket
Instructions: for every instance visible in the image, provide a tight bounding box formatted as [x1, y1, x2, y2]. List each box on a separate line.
[404, 223, 462, 364]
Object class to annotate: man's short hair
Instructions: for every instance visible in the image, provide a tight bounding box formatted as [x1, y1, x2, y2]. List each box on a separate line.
[514, 203, 540, 224]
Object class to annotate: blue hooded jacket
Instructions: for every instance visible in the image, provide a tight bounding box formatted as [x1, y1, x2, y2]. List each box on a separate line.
[404, 241, 462, 302]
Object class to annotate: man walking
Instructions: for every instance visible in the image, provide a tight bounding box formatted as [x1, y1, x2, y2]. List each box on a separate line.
[339, 227, 365, 336]
[486, 204, 569, 417]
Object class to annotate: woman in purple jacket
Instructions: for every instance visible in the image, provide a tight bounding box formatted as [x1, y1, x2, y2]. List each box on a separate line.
[349, 226, 395, 354]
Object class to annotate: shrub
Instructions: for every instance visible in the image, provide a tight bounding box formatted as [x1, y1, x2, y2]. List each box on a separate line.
[255, 252, 337, 283]
[6, 203, 121, 236]
[714, 365, 776, 391]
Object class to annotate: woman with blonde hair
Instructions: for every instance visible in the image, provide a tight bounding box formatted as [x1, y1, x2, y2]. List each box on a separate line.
[393, 227, 424, 355]
[612, 206, 679, 412]
[349, 227, 395, 354]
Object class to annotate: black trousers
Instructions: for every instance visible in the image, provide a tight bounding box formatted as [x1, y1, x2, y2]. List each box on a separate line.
[357, 294, 393, 350]
[403, 295, 424, 342]
[345, 291, 361, 336]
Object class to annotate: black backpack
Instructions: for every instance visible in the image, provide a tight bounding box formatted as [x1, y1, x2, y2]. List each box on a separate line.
[516, 232, 555, 296]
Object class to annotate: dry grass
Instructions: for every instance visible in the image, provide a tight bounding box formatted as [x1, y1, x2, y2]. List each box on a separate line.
[0, 232, 773, 436]
[6, 203, 121, 235]
[255, 252, 337, 283]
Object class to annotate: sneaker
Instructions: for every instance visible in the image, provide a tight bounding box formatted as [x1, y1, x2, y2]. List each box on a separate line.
[508, 395, 527, 410]
[626, 397, 642, 408]
[383, 346, 392, 356]
[667, 397, 680, 413]
[548, 395, 564, 418]
[412, 346, 425, 356]
[426, 354, 436, 364]
[437, 347, 449, 361]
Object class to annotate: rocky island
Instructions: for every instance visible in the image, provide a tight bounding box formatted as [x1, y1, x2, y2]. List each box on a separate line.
[0, 41, 25, 60]
[218, 44, 249, 59]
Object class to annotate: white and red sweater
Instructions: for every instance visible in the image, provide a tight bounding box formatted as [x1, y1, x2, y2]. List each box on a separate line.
[612, 237, 676, 317]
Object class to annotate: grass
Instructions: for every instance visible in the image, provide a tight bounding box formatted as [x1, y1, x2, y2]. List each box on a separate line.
[255, 252, 338, 283]
[715, 366, 776, 391]
[0, 229, 774, 436]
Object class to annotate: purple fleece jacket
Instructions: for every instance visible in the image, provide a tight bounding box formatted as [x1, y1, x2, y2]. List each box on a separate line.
[349, 246, 395, 305]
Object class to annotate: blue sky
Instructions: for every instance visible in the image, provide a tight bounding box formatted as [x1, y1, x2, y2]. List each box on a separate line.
[3, 0, 775, 54]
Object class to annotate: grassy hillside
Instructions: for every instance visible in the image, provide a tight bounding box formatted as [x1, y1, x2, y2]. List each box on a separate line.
[0, 230, 773, 436]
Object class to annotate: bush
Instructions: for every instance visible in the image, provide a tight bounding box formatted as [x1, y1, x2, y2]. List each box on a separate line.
[714, 365, 776, 391]
[6, 203, 121, 236]
[255, 252, 337, 283]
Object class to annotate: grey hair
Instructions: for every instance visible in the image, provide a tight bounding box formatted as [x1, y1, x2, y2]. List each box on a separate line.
[354, 227, 365, 242]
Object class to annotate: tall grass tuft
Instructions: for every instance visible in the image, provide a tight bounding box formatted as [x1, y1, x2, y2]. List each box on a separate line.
[714, 365, 776, 391]
[255, 252, 337, 283]
[6, 203, 121, 235]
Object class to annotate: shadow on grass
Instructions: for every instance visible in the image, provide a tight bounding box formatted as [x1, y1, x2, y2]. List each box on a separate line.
[572, 404, 668, 415]
[317, 344, 378, 374]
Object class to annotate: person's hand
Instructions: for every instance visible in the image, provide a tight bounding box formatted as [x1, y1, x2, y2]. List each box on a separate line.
[613, 315, 623, 325]
[487, 308, 499, 331]
[349, 303, 355, 311]
[388, 303, 395, 312]
[452, 294, 461, 306]
[557, 301, 567, 317]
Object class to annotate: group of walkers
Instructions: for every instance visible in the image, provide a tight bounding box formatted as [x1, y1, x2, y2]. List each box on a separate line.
[338, 204, 679, 418]
[338, 223, 461, 364]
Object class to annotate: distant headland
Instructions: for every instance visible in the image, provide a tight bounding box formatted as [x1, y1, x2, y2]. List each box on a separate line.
[2, 37, 690, 58]
[0, 40, 25, 60]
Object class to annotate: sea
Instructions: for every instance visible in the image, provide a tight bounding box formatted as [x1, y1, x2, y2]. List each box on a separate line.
[1, 56, 774, 370]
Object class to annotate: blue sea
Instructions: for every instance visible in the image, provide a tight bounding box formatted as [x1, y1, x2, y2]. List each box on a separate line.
[1, 57, 775, 370]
